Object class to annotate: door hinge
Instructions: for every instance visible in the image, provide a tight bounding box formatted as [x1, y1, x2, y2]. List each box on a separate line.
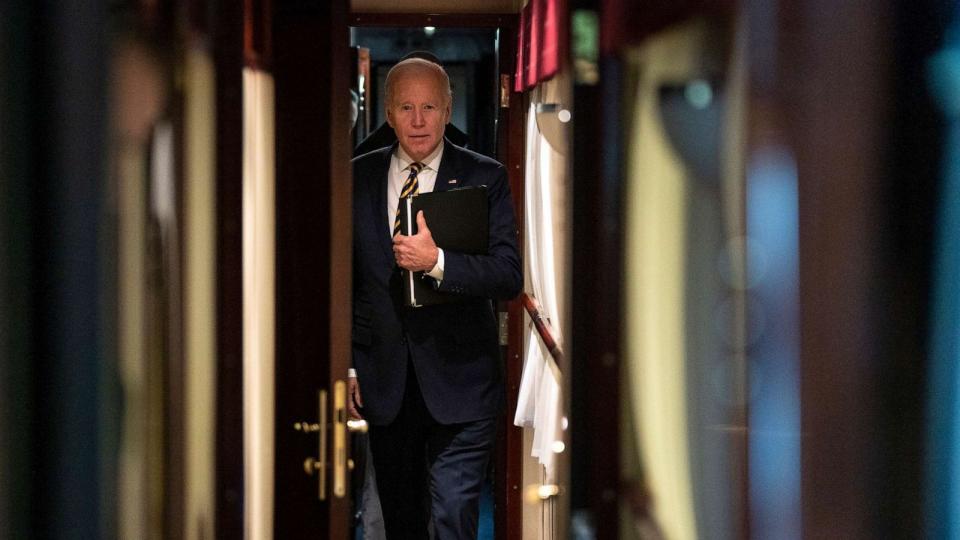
[498, 311, 509, 345]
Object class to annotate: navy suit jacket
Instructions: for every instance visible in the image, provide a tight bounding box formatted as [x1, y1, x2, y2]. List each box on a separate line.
[352, 140, 522, 425]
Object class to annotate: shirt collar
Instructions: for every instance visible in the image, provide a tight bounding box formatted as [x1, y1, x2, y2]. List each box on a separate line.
[395, 140, 444, 173]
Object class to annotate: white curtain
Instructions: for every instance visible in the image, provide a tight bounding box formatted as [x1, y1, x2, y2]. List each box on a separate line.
[514, 96, 566, 484]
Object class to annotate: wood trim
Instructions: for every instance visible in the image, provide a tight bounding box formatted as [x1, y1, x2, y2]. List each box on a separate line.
[497, 26, 525, 540]
[326, 5, 353, 385]
[272, 0, 352, 536]
[273, 13, 332, 535]
[213, 0, 246, 537]
[244, 0, 272, 69]
[326, 2, 353, 534]
[589, 58, 623, 540]
[568, 55, 621, 539]
[186, 0, 210, 35]
[350, 12, 517, 28]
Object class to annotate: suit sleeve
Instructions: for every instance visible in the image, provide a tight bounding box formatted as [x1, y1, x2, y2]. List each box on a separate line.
[435, 163, 522, 300]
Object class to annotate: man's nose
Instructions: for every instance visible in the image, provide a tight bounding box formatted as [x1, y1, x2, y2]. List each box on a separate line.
[412, 109, 425, 126]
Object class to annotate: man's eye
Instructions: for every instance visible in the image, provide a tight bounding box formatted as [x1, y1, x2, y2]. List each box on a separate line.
[424, 104, 435, 111]
[400, 104, 413, 111]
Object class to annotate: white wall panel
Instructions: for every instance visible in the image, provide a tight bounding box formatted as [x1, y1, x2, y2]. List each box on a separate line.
[242, 67, 276, 540]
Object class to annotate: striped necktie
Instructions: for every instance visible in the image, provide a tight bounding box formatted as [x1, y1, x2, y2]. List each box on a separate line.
[393, 161, 424, 236]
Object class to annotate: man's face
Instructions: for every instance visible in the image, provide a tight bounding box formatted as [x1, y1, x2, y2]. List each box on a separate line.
[386, 71, 451, 162]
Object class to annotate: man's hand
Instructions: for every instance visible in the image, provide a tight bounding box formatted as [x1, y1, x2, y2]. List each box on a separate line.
[393, 210, 439, 271]
[347, 376, 364, 420]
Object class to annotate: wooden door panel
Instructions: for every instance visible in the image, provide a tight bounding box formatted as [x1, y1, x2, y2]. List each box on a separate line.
[273, 0, 352, 537]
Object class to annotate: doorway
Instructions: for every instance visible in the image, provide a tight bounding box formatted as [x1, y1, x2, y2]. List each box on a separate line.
[267, 7, 525, 540]
[344, 13, 525, 540]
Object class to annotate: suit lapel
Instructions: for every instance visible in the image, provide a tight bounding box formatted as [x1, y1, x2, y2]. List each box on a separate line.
[372, 144, 397, 263]
[433, 139, 463, 193]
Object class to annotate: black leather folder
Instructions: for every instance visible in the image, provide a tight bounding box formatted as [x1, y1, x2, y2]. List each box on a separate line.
[398, 186, 488, 307]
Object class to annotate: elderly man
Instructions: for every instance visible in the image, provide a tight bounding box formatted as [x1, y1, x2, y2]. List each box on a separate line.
[349, 57, 521, 538]
[352, 50, 469, 157]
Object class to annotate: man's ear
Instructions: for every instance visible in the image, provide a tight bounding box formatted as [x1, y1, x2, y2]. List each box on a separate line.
[386, 107, 395, 128]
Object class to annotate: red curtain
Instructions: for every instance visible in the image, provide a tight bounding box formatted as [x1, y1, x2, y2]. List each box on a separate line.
[514, 0, 564, 92]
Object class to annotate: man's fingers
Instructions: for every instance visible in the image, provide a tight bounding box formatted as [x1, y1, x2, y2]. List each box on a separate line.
[348, 406, 363, 420]
[348, 395, 363, 419]
[416, 210, 429, 232]
[347, 378, 364, 419]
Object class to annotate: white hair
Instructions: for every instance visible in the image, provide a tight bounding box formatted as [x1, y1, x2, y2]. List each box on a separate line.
[384, 57, 452, 108]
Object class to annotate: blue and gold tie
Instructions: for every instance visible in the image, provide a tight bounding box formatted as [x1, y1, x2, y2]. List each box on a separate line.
[393, 162, 424, 236]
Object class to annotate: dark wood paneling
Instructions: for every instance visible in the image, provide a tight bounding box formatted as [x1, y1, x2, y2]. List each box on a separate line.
[245, 0, 272, 69]
[780, 1, 893, 538]
[273, 0, 352, 537]
[273, 12, 331, 532]
[495, 15, 525, 540]
[213, 0, 246, 537]
[328, 4, 355, 535]
[324, 0, 354, 456]
[569, 4, 623, 523]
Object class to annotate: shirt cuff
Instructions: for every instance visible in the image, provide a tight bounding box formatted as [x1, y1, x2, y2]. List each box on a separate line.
[425, 248, 444, 281]
[347, 368, 357, 378]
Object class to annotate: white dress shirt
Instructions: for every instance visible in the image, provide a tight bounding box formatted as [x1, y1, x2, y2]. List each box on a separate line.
[388, 142, 445, 280]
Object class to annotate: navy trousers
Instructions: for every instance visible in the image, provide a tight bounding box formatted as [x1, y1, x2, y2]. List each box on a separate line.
[368, 360, 496, 540]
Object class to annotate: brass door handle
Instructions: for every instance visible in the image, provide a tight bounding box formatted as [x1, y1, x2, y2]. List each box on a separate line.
[291, 390, 328, 500]
[293, 383, 354, 501]
[332, 380, 347, 498]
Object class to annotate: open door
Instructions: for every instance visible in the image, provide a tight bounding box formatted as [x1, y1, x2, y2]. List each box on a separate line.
[346, 10, 526, 540]
[348, 11, 526, 539]
[206, 0, 358, 536]
[219, 3, 518, 538]
[271, 0, 354, 538]
[214, 0, 356, 537]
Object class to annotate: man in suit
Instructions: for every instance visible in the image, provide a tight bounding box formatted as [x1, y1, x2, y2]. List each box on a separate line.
[349, 57, 521, 538]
